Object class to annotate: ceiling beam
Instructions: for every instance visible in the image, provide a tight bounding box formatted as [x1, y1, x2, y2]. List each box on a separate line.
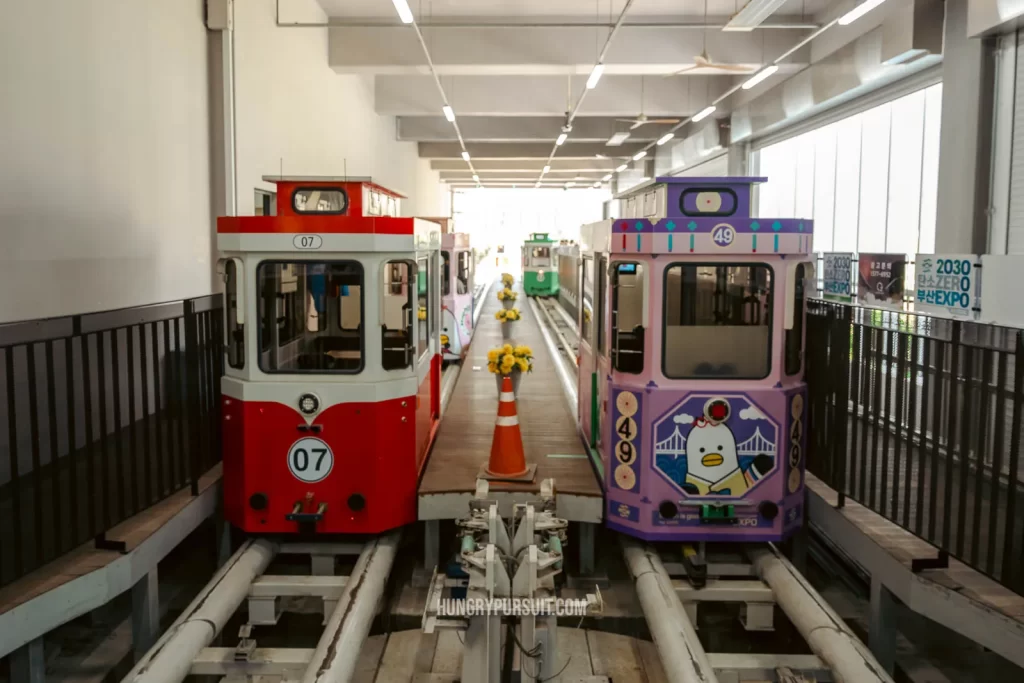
[419, 141, 649, 159]
[440, 170, 610, 181]
[376, 74, 741, 116]
[397, 115, 680, 142]
[331, 25, 810, 76]
[317, 14, 819, 29]
[430, 158, 621, 172]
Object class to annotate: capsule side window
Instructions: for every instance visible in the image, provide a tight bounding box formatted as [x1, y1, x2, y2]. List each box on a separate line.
[292, 187, 348, 215]
[679, 188, 737, 217]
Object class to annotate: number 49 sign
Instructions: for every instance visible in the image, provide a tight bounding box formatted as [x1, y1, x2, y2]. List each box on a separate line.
[287, 437, 334, 483]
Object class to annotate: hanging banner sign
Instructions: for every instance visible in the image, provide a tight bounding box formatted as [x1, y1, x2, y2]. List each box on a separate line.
[857, 253, 906, 309]
[914, 254, 979, 318]
[822, 252, 854, 302]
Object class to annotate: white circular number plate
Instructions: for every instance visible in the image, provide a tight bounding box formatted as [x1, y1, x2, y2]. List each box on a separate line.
[293, 234, 323, 250]
[287, 437, 334, 483]
[711, 224, 735, 247]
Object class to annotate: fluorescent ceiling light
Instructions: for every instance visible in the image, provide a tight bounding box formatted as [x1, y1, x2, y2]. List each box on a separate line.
[566, 181, 576, 187]
[593, 182, 601, 187]
[838, 0, 887, 26]
[602, 173, 613, 181]
[461, 151, 470, 161]
[542, 165, 550, 174]
[657, 133, 674, 146]
[616, 163, 628, 172]
[556, 133, 568, 146]
[723, 0, 791, 31]
[391, 0, 414, 24]
[692, 106, 716, 123]
[606, 131, 631, 146]
[742, 65, 779, 90]
[535, 181, 541, 188]
[442, 105, 455, 122]
[586, 63, 605, 89]
[632, 150, 647, 161]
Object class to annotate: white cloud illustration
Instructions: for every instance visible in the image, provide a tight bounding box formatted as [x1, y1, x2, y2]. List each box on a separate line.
[672, 413, 695, 425]
[739, 406, 766, 421]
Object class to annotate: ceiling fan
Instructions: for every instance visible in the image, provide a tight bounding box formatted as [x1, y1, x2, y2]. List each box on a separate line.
[667, 48, 757, 76]
[614, 113, 681, 130]
[665, 0, 757, 77]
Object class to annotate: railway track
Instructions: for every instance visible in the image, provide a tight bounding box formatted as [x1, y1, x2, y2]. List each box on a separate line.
[529, 291, 895, 683]
[123, 279, 891, 683]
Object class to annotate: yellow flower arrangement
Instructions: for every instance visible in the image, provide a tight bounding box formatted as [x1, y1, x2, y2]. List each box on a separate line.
[417, 307, 427, 320]
[494, 308, 521, 322]
[501, 273, 514, 286]
[496, 287, 517, 301]
[486, 343, 533, 375]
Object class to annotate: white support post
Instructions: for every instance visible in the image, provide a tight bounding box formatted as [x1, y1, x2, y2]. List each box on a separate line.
[869, 577, 898, 675]
[132, 568, 160, 660]
[10, 637, 44, 683]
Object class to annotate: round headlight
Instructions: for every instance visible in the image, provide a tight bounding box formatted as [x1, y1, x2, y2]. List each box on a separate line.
[704, 397, 730, 423]
[298, 393, 320, 415]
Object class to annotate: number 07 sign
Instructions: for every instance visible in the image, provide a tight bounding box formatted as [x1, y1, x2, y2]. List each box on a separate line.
[287, 437, 334, 483]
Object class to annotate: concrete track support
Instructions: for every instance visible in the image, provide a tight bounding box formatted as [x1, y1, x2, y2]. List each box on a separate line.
[749, 545, 895, 683]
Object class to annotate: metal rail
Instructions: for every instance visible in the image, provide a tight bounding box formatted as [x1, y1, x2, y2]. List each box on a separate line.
[529, 284, 894, 683]
[123, 537, 398, 683]
[622, 538, 719, 683]
[527, 296, 578, 414]
[749, 546, 895, 683]
[126, 539, 278, 683]
[532, 297, 578, 369]
[304, 533, 401, 683]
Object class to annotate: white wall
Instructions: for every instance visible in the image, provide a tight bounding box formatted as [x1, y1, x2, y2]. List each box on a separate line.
[234, 0, 445, 217]
[0, 0, 214, 323]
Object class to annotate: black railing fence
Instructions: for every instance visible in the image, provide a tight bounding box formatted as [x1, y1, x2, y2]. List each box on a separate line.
[807, 299, 1024, 594]
[0, 295, 224, 588]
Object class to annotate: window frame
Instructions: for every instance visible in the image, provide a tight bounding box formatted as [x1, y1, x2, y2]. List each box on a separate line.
[596, 253, 608, 355]
[581, 255, 594, 345]
[416, 256, 432, 361]
[660, 261, 775, 381]
[222, 258, 245, 370]
[291, 187, 349, 216]
[382, 259, 415, 371]
[441, 250, 452, 297]
[255, 259, 365, 375]
[610, 260, 645, 375]
[456, 250, 470, 295]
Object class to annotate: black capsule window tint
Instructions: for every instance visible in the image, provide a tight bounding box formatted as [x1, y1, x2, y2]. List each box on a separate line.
[679, 188, 737, 217]
[292, 187, 348, 215]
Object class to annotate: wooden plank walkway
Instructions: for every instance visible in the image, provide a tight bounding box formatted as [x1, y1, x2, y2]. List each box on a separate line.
[360, 627, 666, 683]
[807, 473, 1024, 622]
[0, 463, 221, 618]
[419, 282, 602, 521]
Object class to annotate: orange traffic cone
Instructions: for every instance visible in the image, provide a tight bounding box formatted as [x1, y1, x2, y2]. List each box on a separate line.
[480, 376, 536, 482]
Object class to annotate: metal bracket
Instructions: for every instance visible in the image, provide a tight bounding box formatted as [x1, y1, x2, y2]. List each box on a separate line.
[235, 624, 256, 662]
